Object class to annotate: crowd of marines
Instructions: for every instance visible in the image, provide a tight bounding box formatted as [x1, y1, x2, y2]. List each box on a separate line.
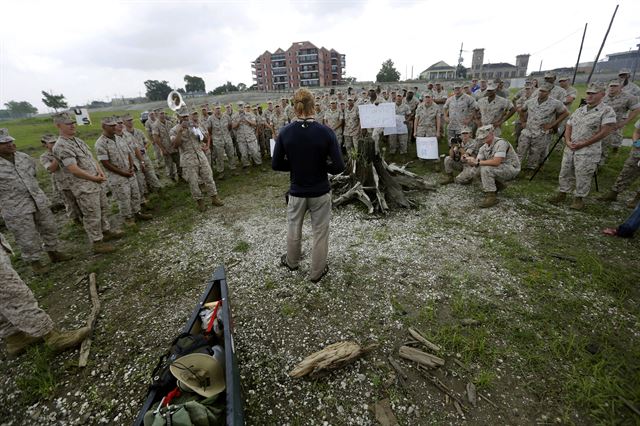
[1, 67, 639, 357]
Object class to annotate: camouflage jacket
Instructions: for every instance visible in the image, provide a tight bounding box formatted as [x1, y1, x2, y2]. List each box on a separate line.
[0, 152, 50, 218]
[444, 94, 477, 131]
[152, 119, 175, 153]
[415, 103, 440, 137]
[53, 136, 103, 194]
[521, 97, 567, 137]
[170, 122, 209, 163]
[343, 106, 360, 137]
[477, 138, 520, 169]
[567, 101, 616, 154]
[207, 114, 232, 140]
[477, 96, 511, 126]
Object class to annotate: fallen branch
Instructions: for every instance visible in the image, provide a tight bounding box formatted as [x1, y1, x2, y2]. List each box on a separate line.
[332, 182, 374, 214]
[408, 327, 441, 352]
[479, 393, 498, 409]
[466, 383, 477, 407]
[78, 273, 101, 367]
[419, 366, 468, 411]
[399, 346, 445, 368]
[387, 356, 408, 380]
[289, 341, 377, 378]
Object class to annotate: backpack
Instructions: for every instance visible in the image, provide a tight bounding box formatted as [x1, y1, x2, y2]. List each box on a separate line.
[150, 332, 215, 395]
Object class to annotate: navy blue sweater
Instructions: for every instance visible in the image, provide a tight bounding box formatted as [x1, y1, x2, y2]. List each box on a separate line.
[272, 120, 345, 197]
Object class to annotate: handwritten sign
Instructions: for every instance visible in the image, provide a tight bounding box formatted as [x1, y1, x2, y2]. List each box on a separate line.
[416, 137, 439, 159]
[73, 108, 91, 126]
[384, 115, 408, 135]
[358, 103, 396, 129]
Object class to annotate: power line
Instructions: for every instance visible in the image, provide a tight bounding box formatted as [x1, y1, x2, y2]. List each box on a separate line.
[530, 27, 584, 56]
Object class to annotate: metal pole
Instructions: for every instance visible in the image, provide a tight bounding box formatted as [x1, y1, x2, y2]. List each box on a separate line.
[632, 42, 640, 81]
[587, 4, 619, 84]
[572, 23, 588, 85]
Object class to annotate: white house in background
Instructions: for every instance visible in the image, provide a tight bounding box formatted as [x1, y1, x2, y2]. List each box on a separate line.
[419, 61, 456, 81]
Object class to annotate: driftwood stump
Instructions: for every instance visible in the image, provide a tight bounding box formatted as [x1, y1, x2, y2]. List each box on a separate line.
[289, 341, 377, 378]
[331, 135, 435, 213]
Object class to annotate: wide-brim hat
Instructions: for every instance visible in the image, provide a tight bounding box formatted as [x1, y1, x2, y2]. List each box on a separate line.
[170, 353, 225, 398]
[476, 124, 494, 140]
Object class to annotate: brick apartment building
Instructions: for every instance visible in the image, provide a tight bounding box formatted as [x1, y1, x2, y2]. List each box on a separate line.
[252, 41, 346, 91]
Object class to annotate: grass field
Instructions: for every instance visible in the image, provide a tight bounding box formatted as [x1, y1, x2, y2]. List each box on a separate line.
[0, 85, 639, 425]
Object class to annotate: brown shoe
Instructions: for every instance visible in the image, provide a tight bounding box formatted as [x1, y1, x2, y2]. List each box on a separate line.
[597, 190, 618, 202]
[548, 192, 567, 205]
[102, 229, 125, 242]
[44, 327, 91, 353]
[92, 240, 116, 254]
[123, 218, 136, 227]
[495, 180, 506, 192]
[479, 192, 498, 208]
[47, 251, 73, 263]
[196, 198, 207, 212]
[30, 260, 49, 274]
[439, 173, 454, 185]
[211, 195, 224, 207]
[569, 197, 584, 210]
[135, 212, 153, 221]
[6, 332, 44, 357]
[626, 193, 640, 209]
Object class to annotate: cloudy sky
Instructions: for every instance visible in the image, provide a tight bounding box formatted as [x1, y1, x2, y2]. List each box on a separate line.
[1, 0, 638, 111]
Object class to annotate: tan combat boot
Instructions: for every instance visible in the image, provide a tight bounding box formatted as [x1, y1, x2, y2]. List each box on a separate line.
[92, 240, 116, 254]
[479, 192, 498, 208]
[44, 327, 91, 353]
[30, 260, 49, 274]
[135, 212, 153, 221]
[196, 198, 207, 212]
[569, 196, 584, 210]
[5, 331, 44, 357]
[548, 192, 567, 205]
[626, 193, 640, 209]
[598, 190, 618, 202]
[211, 195, 224, 207]
[439, 173, 454, 185]
[102, 229, 125, 242]
[47, 251, 73, 263]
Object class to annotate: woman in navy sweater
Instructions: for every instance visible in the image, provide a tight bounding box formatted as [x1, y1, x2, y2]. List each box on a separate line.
[272, 88, 345, 282]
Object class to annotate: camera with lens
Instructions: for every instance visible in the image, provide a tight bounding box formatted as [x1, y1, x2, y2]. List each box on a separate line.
[449, 133, 463, 161]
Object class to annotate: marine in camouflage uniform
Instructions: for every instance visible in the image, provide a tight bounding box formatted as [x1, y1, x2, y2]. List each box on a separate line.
[122, 115, 162, 194]
[323, 100, 344, 148]
[52, 113, 123, 253]
[466, 125, 521, 208]
[404, 91, 420, 143]
[343, 98, 361, 153]
[171, 110, 223, 211]
[600, 80, 640, 163]
[152, 112, 181, 181]
[619, 68, 640, 98]
[255, 105, 269, 159]
[549, 83, 617, 209]
[440, 127, 482, 185]
[517, 82, 568, 172]
[95, 117, 149, 225]
[414, 94, 441, 138]
[233, 103, 263, 170]
[443, 84, 477, 141]
[0, 129, 70, 272]
[263, 101, 275, 150]
[557, 76, 577, 136]
[284, 98, 297, 123]
[512, 82, 534, 143]
[145, 110, 163, 168]
[40, 134, 82, 222]
[532, 71, 567, 102]
[475, 83, 515, 137]
[388, 95, 411, 154]
[207, 104, 238, 178]
[599, 118, 640, 208]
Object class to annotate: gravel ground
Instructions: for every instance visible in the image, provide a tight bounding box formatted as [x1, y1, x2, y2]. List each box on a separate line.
[0, 170, 638, 425]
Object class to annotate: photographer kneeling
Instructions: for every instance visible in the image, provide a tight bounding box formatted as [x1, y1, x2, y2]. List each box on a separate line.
[439, 127, 481, 185]
[464, 125, 520, 208]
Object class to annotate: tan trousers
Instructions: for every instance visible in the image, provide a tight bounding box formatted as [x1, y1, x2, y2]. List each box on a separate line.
[286, 193, 331, 281]
[3, 209, 59, 262]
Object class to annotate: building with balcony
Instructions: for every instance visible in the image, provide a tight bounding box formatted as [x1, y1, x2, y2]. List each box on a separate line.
[252, 41, 346, 91]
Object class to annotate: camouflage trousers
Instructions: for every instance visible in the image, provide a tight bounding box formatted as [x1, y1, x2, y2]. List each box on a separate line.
[0, 247, 54, 339]
[600, 132, 622, 165]
[237, 134, 262, 167]
[612, 152, 640, 194]
[151, 142, 164, 167]
[480, 163, 520, 192]
[49, 175, 64, 207]
[517, 133, 551, 170]
[75, 187, 111, 243]
[182, 153, 217, 200]
[108, 174, 141, 219]
[3, 209, 59, 262]
[558, 147, 599, 197]
[211, 134, 238, 173]
[141, 153, 162, 191]
[61, 188, 82, 221]
[163, 152, 181, 180]
[343, 135, 359, 153]
[444, 157, 477, 184]
[388, 134, 408, 154]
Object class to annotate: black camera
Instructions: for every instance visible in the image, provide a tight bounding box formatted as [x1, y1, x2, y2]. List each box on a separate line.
[450, 133, 463, 161]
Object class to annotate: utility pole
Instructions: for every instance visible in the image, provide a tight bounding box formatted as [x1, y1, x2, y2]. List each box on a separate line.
[457, 42, 464, 79]
[572, 23, 588, 85]
[632, 40, 640, 81]
[539, 60, 543, 72]
[587, 4, 618, 84]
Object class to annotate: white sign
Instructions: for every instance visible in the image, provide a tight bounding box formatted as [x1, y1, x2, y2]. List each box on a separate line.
[384, 115, 408, 135]
[73, 108, 91, 126]
[358, 103, 396, 129]
[416, 137, 439, 159]
[270, 138, 276, 157]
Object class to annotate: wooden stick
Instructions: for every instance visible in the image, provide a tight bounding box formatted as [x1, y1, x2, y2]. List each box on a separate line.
[479, 393, 498, 409]
[78, 273, 101, 368]
[399, 346, 444, 367]
[387, 356, 408, 380]
[408, 327, 441, 352]
[419, 367, 468, 411]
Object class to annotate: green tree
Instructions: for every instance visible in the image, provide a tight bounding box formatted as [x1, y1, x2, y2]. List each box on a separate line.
[376, 59, 401, 83]
[4, 101, 38, 118]
[456, 64, 467, 79]
[41, 91, 68, 112]
[237, 82, 247, 92]
[144, 80, 173, 101]
[211, 81, 238, 95]
[184, 75, 205, 93]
